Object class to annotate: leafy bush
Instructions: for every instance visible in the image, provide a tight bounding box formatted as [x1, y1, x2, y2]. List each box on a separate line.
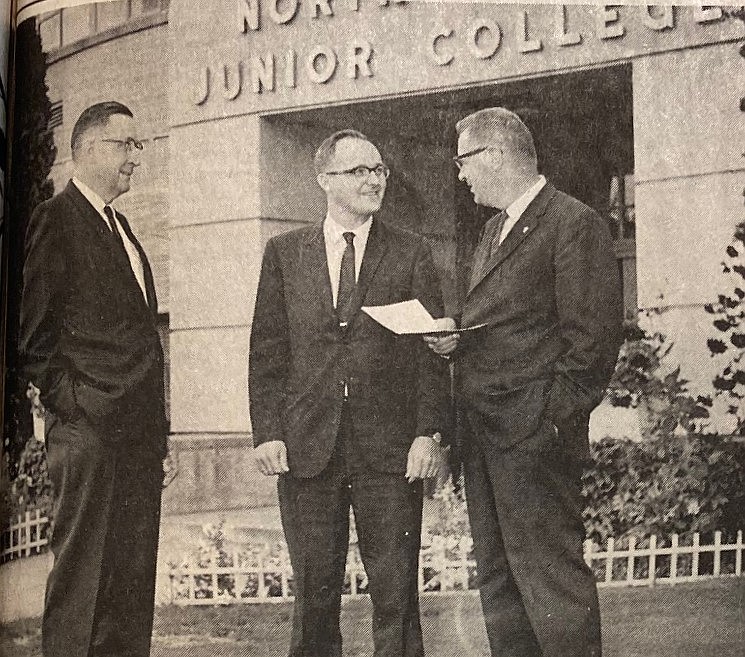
[606, 320, 712, 439]
[168, 521, 291, 603]
[582, 435, 745, 546]
[7, 436, 53, 520]
[705, 220, 745, 435]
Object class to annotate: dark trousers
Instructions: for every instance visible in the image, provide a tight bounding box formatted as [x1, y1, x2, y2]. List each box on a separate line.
[464, 416, 601, 657]
[42, 414, 163, 657]
[278, 409, 424, 657]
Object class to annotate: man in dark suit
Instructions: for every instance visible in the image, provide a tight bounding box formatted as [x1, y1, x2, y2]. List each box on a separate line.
[20, 101, 166, 657]
[426, 108, 622, 657]
[249, 129, 449, 657]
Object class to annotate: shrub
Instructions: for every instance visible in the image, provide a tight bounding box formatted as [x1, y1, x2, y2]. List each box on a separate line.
[582, 435, 745, 546]
[705, 220, 745, 435]
[7, 436, 53, 520]
[606, 320, 712, 439]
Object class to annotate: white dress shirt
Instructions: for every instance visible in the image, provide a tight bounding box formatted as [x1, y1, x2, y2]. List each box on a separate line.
[72, 178, 148, 301]
[323, 214, 373, 307]
[499, 175, 547, 245]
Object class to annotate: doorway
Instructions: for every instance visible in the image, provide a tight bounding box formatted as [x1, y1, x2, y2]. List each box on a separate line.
[260, 63, 635, 316]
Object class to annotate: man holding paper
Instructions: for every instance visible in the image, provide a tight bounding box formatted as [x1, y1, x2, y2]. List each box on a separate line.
[249, 129, 449, 657]
[426, 108, 622, 656]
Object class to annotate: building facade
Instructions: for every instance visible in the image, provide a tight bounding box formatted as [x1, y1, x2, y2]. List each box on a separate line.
[36, 1, 744, 520]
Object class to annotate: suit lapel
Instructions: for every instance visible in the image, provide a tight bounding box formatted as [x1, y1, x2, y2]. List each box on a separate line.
[65, 181, 132, 269]
[467, 183, 556, 297]
[64, 182, 120, 257]
[301, 224, 336, 320]
[64, 181, 153, 314]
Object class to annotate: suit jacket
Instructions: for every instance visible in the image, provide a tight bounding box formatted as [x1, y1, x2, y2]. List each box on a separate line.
[19, 181, 167, 454]
[455, 182, 623, 457]
[249, 218, 449, 478]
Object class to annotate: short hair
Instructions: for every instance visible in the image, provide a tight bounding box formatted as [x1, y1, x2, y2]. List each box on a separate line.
[71, 101, 133, 159]
[456, 107, 537, 164]
[314, 129, 370, 175]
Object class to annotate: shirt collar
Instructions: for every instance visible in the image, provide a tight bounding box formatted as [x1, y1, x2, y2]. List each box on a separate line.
[505, 175, 547, 220]
[72, 177, 109, 217]
[323, 213, 373, 245]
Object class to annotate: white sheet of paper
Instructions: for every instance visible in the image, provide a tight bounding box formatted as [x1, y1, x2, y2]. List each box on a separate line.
[362, 300, 436, 334]
[362, 300, 486, 335]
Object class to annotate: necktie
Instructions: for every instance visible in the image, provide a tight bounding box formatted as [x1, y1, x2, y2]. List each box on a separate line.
[337, 231, 356, 326]
[469, 210, 508, 290]
[104, 205, 149, 305]
[103, 205, 128, 256]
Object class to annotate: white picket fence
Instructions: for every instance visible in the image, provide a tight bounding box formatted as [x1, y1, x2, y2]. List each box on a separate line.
[584, 531, 745, 587]
[1, 510, 50, 563]
[167, 530, 745, 605]
[3, 512, 742, 603]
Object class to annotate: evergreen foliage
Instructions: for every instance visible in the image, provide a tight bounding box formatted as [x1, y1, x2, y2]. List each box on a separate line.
[3, 20, 56, 479]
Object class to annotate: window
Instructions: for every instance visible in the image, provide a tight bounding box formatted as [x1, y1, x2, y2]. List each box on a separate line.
[37, 1, 169, 53]
[61, 6, 91, 47]
[133, 0, 167, 14]
[95, 1, 129, 32]
[48, 101, 63, 130]
[609, 173, 638, 319]
[37, 11, 62, 52]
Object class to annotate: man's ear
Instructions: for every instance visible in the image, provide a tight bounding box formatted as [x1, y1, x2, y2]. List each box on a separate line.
[317, 173, 330, 192]
[484, 146, 503, 170]
[79, 137, 95, 160]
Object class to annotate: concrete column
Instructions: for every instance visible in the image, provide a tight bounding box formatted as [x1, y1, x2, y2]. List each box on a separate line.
[165, 114, 307, 513]
[633, 42, 745, 430]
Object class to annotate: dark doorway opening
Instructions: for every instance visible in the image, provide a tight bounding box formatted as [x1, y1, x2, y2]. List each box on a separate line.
[264, 63, 635, 316]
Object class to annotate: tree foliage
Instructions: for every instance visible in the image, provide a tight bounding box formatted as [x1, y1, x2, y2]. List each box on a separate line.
[606, 320, 711, 439]
[705, 221, 745, 435]
[3, 20, 56, 477]
[589, 318, 744, 545]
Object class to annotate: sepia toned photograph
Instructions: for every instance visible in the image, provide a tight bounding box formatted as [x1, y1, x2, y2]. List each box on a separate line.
[1, 1, 744, 656]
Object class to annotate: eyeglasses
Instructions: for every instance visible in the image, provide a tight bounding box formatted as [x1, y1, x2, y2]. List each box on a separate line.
[324, 164, 390, 180]
[453, 146, 488, 170]
[99, 137, 144, 152]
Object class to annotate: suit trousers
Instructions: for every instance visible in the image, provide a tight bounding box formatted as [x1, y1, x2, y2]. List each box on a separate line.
[463, 415, 601, 657]
[278, 405, 424, 657]
[42, 414, 163, 657]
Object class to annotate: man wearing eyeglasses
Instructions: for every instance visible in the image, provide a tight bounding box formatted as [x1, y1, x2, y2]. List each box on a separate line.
[426, 108, 622, 657]
[20, 101, 166, 657]
[249, 129, 450, 657]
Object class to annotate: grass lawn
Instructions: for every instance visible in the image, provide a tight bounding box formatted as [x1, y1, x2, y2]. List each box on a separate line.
[2, 579, 743, 657]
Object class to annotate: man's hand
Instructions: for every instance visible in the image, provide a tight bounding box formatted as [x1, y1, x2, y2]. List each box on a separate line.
[423, 317, 460, 357]
[254, 440, 289, 476]
[406, 435, 445, 483]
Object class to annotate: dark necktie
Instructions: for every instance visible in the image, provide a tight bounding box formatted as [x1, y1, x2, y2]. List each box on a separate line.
[337, 231, 356, 326]
[469, 210, 508, 290]
[103, 205, 128, 257]
[104, 205, 150, 306]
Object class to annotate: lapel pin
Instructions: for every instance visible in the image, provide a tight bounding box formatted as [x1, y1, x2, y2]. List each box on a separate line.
[523, 226, 529, 234]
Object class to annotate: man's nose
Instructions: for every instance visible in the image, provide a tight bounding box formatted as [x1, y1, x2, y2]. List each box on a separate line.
[457, 168, 466, 182]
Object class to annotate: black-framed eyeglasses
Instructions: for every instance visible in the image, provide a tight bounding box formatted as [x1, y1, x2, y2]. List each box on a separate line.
[100, 137, 144, 152]
[324, 164, 390, 180]
[453, 146, 488, 170]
